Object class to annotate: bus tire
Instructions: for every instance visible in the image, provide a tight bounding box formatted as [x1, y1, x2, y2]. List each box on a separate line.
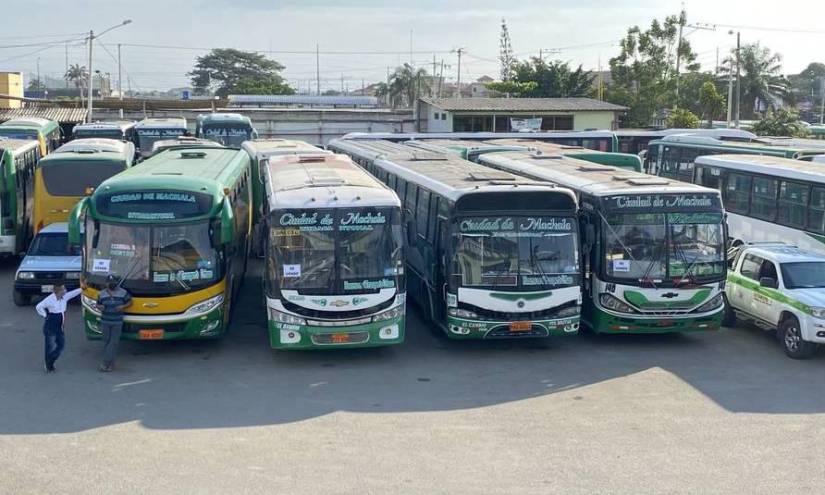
[13, 290, 30, 307]
[779, 316, 817, 359]
[721, 294, 736, 327]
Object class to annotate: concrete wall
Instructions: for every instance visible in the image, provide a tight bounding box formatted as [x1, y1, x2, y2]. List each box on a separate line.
[573, 111, 618, 131]
[0, 72, 23, 109]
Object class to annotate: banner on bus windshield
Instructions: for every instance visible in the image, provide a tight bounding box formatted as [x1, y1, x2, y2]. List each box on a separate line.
[96, 191, 214, 220]
[602, 193, 721, 212]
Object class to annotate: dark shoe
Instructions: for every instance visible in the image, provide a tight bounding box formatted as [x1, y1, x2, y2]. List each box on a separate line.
[98, 363, 113, 372]
[44, 363, 55, 373]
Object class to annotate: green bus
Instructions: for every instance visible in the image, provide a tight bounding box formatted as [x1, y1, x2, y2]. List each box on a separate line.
[263, 153, 406, 349]
[0, 139, 41, 255]
[0, 117, 62, 156]
[646, 134, 825, 182]
[614, 128, 756, 155]
[341, 131, 619, 152]
[808, 125, 825, 140]
[68, 147, 252, 341]
[196, 113, 257, 147]
[330, 139, 582, 340]
[135, 117, 188, 158]
[477, 150, 727, 334]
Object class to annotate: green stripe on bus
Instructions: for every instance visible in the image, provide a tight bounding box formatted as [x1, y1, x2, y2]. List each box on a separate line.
[623, 288, 711, 309]
[489, 290, 555, 301]
[727, 273, 812, 315]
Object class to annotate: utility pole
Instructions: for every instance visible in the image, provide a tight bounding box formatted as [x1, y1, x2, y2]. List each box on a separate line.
[674, 12, 684, 109]
[438, 60, 445, 98]
[820, 76, 824, 125]
[538, 49, 542, 63]
[36, 57, 40, 88]
[735, 31, 741, 129]
[361, 78, 365, 96]
[118, 43, 123, 118]
[87, 30, 94, 122]
[454, 48, 464, 98]
[315, 43, 320, 96]
[340, 73, 344, 94]
[64, 43, 69, 88]
[409, 29, 413, 67]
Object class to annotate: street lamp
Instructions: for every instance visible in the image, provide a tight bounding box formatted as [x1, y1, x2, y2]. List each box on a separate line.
[87, 20, 132, 123]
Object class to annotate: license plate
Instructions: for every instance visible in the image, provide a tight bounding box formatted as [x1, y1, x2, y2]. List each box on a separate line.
[41, 285, 54, 293]
[657, 319, 674, 327]
[510, 321, 532, 331]
[138, 329, 165, 340]
[331, 333, 350, 344]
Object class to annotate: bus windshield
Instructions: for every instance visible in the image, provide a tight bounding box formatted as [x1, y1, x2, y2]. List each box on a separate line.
[74, 130, 125, 140]
[202, 126, 252, 147]
[85, 220, 221, 295]
[603, 212, 725, 282]
[0, 129, 38, 140]
[42, 162, 125, 196]
[137, 128, 186, 152]
[268, 208, 403, 294]
[452, 216, 579, 289]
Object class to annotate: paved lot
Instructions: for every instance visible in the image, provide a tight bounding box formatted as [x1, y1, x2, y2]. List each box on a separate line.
[1, 258, 824, 494]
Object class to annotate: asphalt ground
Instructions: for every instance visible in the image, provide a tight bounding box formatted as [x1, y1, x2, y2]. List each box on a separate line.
[1, 258, 824, 494]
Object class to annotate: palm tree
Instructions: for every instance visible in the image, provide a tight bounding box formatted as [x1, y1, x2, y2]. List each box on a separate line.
[720, 43, 788, 118]
[387, 64, 430, 108]
[64, 64, 88, 104]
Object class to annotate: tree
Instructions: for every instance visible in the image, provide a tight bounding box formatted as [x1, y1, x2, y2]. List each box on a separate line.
[64, 64, 88, 103]
[188, 48, 293, 97]
[750, 109, 810, 137]
[499, 18, 516, 82]
[385, 64, 430, 108]
[667, 108, 700, 128]
[27, 78, 45, 91]
[234, 77, 296, 96]
[719, 43, 788, 118]
[788, 62, 825, 117]
[608, 10, 698, 127]
[699, 81, 726, 128]
[490, 59, 593, 98]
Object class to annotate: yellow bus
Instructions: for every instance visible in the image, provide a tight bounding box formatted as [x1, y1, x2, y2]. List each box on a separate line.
[0, 117, 62, 156]
[34, 138, 135, 233]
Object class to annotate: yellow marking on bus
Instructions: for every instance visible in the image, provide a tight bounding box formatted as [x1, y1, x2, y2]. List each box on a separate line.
[84, 279, 227, 315]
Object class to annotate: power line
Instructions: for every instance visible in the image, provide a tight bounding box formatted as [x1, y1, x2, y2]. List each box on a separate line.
[119, 42, 455, 55]
[696, 22, 825, 35]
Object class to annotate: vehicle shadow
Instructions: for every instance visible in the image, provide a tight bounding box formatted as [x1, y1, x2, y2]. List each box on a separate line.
[0, 261, 823, 435]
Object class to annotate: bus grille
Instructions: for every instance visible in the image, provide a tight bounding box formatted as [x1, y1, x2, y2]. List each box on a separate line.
[486, 325, 549, 339]
[311, 331, 370, 345]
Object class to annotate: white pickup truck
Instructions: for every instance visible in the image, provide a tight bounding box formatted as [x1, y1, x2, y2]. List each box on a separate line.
[725, 244, 825, 358]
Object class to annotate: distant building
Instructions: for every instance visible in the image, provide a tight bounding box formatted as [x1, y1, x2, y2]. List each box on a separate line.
[417, 97, 627, 132]
[468, 75, 496, 98]
[0, 72, 24, 109]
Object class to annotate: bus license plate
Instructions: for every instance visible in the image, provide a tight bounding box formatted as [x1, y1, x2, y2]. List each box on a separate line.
[138, 329, 165, 340]
[510, 321, 532, 331]
[41, 285, 54, 293]
[331, 333, 350, 344]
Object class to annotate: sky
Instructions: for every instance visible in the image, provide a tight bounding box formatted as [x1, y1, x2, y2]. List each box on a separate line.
[3, 0, 825, 93]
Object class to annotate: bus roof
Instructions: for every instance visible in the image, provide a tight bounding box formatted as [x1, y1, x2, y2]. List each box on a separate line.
[339, 131, 617, 142]
[695, 154, 825, 184]
[72, 121, 136, 133]
[197, 113, 252, 125]
[242, 138, 329, 159]
[478, 151, 713, 198]
[615, 128, 756, 140]
[150, 136, 224, 155]
[135, 117, 188, 130]
[54, 138, 131, 155]
[0, 138, 39, 154]
[329, 139, 577, 204]
[265, 153, 399, 210]
[0, 117, 59, 132]
[651, 134, 825, 155]
[94, 147, 247, 202]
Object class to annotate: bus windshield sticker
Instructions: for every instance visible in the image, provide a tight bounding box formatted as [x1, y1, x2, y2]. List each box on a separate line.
[283, 264, 301, 278]
[92, 259, 111, 273]
[204, 128, 248, 137]
[110, 243, 135, 257]
[607, 194, 719, 211]
[667, 212, 723, 225]
[153, 272, 170, 283]
[523, 274, 575, 286]
[342, 279, 395, 291]
[612, 260, 631, 272]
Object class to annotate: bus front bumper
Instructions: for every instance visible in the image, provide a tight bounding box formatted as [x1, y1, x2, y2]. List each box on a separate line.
[269, 319, 405, 350]
[445, 315, 580, 339]
[82, 306, 226, 340]
[584, 305, 723, 334]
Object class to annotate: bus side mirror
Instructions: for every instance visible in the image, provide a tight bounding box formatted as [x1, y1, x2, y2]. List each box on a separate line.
[583, 223, 595, 254]
[68, 198, 88, 245]
[220, 197, 234, 245]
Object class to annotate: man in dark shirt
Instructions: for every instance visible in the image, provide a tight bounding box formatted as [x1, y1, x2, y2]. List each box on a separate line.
[95, 275, 132, 372]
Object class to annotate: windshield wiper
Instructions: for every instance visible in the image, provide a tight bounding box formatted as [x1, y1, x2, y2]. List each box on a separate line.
[155, 254, 191, 291]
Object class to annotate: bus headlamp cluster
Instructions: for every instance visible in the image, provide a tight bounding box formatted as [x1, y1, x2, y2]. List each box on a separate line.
[185, 294, 224, 316]
[373, 306, 404, 322]
[82, 294, 97, 309]
[65, 272, 81, 280]
[269, 307, 307, 325]
[555, 306, 580, 318]
[448, 308, 478, 319]
[16, 272, 35, 280]
[695, 293, 724, 313]
[599, 294, 637, 314]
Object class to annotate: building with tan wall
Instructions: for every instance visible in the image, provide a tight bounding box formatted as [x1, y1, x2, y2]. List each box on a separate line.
[0, 72, 24, 109]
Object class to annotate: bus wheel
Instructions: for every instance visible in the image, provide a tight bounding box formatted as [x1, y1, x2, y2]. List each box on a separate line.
[13, 290, 30, 307]
[721, 295, 736, 327]
[780, 316, 817, 359]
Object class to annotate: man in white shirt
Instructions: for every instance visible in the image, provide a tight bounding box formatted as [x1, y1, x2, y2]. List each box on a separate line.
[35, 282, 84, 373]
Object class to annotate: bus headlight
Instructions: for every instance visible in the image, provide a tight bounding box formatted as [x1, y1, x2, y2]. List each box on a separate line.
[82, 294, 97, 309]
[599, 294, 637, 314]
[16, 272, 35, 280]
[695, 293, 724, 313]
[268, 307, 306, 325]
[373, 306, 404, 322]
[448, 308, 478, 319]
[185, 294, 224, 316]
[555, 306, 580, 318]
[65, 272, 81, 280]
[810, 307, 825, 319]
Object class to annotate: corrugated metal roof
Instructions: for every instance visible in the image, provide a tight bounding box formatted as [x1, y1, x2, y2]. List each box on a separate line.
[0, 107, 88, 123]
[421, 97, 627, 113]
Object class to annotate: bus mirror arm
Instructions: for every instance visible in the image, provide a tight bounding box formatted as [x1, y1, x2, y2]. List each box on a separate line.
[68, 198, 88, 246]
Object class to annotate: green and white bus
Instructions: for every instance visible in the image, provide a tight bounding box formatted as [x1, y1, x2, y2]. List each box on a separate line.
[68, 147, 252, 341]
[330, 139, 582, 340]
[0, 139, 41, 255]
[646, 134, 825, 182]
[615, 128, 756, 156]
[135, 117, 188, 158]
[263, 153, 405, 349]
[341, 131, 619, 152]
[195, 113, 257, 147]
[693, 154, 825, 253]
[478, 150, 727, 334]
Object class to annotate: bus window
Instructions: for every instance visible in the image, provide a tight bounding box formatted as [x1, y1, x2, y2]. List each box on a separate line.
[724, 173, 751, 214]
[661, 146, 680, 178]
[777, 181, 809, 228]
[808, 186, 825, 234]
[750, 177, 778, 221]
[416, 188, 430, 237]
[695, 166, 723, 190]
